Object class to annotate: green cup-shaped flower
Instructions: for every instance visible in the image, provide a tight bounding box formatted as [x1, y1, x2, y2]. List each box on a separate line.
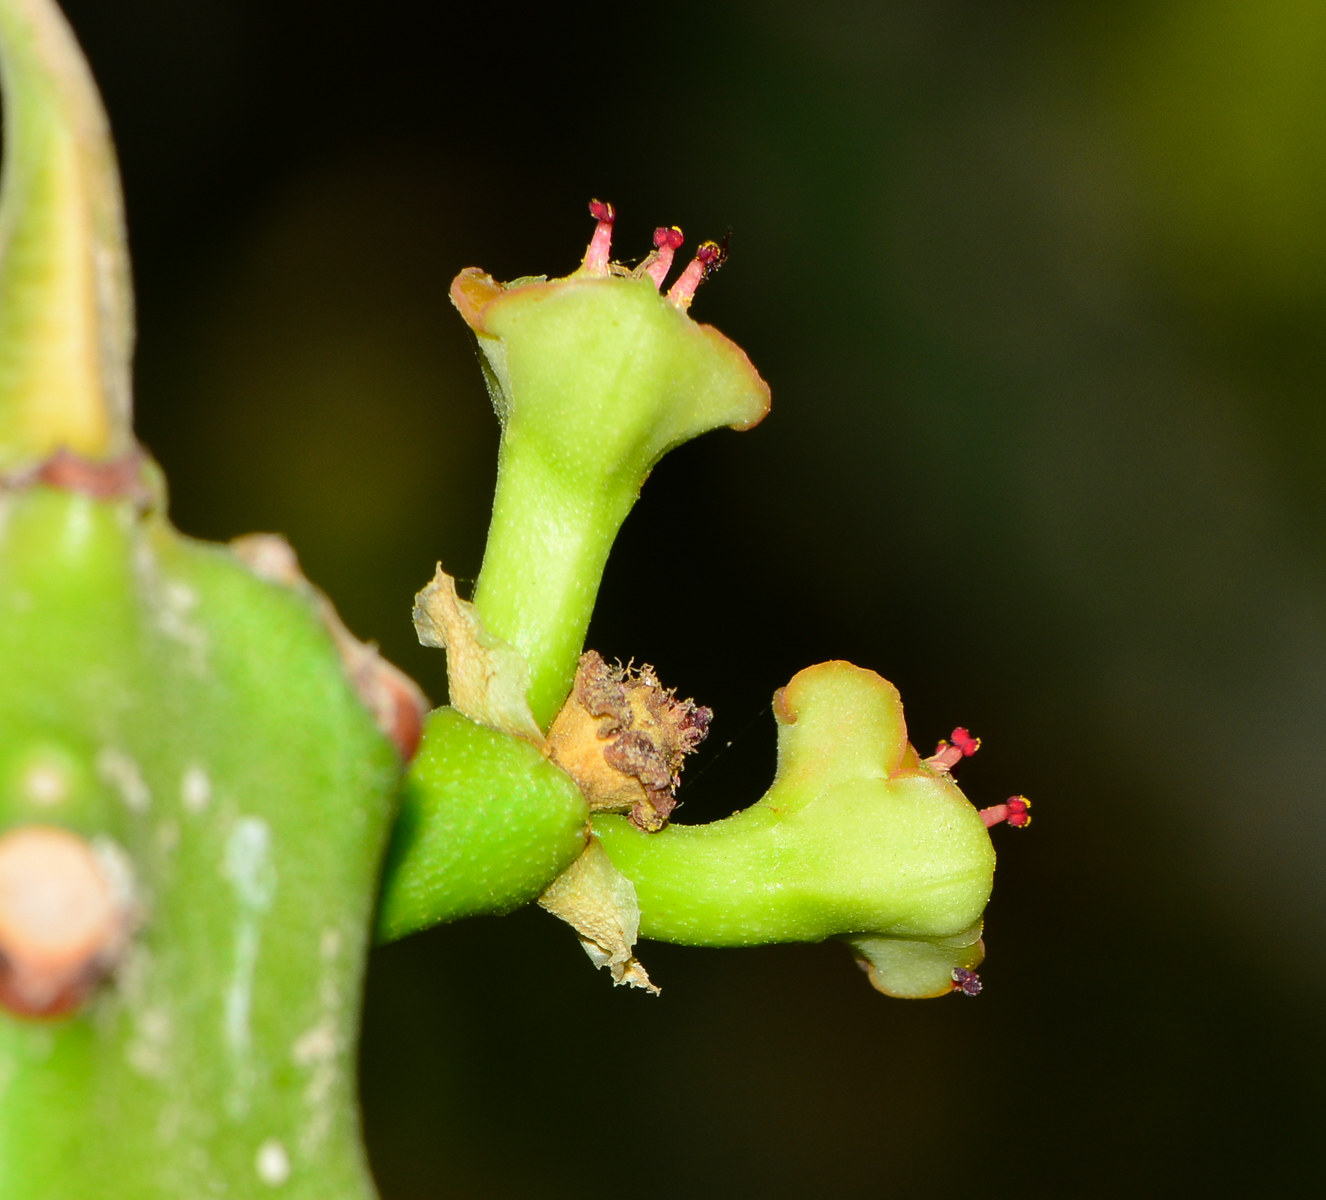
[454, 205, 770, 727]
[594, 661, 997, 997]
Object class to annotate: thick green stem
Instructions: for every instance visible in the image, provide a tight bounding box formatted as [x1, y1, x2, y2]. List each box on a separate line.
[375, 706, 589, 942]
[0, 487, 400, 1198]
[473, 435, 637, 729]
[0, 0, 132, 467]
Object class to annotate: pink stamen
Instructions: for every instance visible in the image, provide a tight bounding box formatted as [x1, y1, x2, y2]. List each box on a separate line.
[645, 226, 685, 289]
[925, 725, 981, 773]
[583, 199, 616, 275]
[980, 795, 1031, 829]
[926, 743, 963, 772]
[667, 239, 726, 309]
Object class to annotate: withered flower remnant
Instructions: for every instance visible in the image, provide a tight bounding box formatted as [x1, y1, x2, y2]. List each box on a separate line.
[547, 651, 711, 832]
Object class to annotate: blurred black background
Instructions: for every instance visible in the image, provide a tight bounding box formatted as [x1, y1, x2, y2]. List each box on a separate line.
[59, 0, 1326, 1195]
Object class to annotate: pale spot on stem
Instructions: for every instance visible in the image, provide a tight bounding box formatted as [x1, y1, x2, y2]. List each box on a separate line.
[255, 1138, 290, 1186]
[21, 762, 68, 806]
[180, 764, 211, 814]
[222, 818, 275, 1116]
[96, 746, 149, 812]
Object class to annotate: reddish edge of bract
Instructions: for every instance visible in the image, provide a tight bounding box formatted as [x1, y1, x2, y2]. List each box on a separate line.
[450, 267, 504, 333]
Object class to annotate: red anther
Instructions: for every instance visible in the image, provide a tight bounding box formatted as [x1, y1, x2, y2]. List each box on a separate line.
[667, 239, 726, 310]
[925, 726, 980, 773]
[980, 795, 1032, 829]
[950, 727, 981, 757]
[582, 198, 617, 276]
[696, 238, 727, 274]
[951, 967, 982, 996]
[645, 226, 685, 289]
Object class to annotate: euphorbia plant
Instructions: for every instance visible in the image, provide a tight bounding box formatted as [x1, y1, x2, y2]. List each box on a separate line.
[0, 1, 1028, 1195]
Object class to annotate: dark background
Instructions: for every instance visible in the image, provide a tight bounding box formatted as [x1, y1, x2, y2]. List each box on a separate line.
[59, 1, 1326, 1195]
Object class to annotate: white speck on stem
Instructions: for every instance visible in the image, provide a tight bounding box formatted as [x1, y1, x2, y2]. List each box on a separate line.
[22, 762, 68, 806]
[155, 819, 180, 856]
[255, 1138, 290, 1186]
[291, 1017, 337, 1068]
[319, 927, 342, 963]
[134, 543, 209, 669]
[225, 817, 275, 912]
[295, 929, 349, 1156]
[127, 1006, 172, 1079]
[96, 747, 150, 812]
[181, 764, 211, 813]
[222, 818, 275, 1116]
[159, 581, 205, 654]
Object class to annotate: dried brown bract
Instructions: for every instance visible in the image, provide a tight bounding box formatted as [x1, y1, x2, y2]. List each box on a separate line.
[537, 837, 657, 993]
[547, 650, 710, 831]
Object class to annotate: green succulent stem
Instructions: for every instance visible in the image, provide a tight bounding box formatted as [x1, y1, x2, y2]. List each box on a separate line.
[472, 437, 637, 729]
[375, 706, 588, 942]
[0, 0, 132, 467]
[0, 485, 399, 1199]
[0, 0, 1017, 1188]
